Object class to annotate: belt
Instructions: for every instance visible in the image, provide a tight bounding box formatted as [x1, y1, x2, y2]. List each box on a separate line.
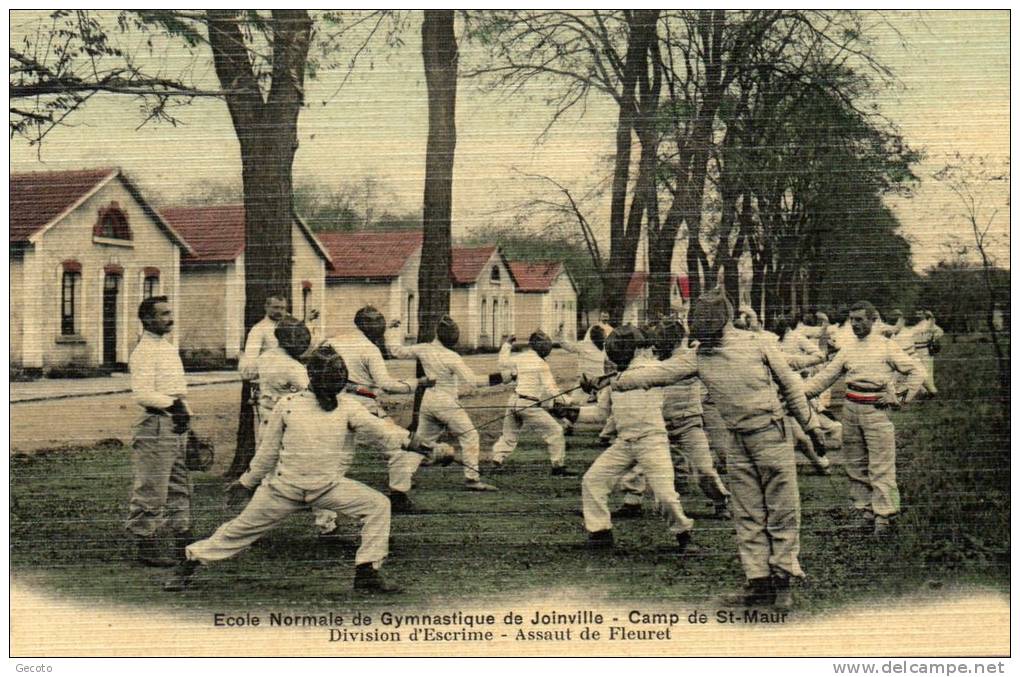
[345, 386, 377, 400]
[845, 392, 881, 404]
[516, 394, 541, 403]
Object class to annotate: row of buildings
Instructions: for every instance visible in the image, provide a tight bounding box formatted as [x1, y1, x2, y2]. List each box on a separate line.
[9, 167, 687, 371]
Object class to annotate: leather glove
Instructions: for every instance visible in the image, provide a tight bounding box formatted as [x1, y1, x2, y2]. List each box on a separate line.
[488, 372, 503, 386]
[169, 398, 191, 434]
[225, 481, 254, 511]
[550, 404, 580, 424]
[403, 433, 431, 456]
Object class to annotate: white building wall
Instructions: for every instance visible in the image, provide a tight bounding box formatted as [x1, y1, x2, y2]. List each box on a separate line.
[21, 178, 179, 368]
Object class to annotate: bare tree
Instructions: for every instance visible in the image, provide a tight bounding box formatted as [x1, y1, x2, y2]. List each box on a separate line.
[465, 9, 660, 324]
[934, 154, 1010, 413]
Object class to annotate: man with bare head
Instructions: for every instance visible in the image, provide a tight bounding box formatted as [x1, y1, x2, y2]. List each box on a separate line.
[804, 301, 924, 535]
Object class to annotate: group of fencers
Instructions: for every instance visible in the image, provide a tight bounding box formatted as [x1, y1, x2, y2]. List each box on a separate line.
[143, 289, 934, 608]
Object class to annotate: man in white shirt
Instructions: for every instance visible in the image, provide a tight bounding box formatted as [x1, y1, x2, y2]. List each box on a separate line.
[804, 301, 925, 535]
[491, 331, 576, 475]
[907, 310, 943, 395]
[238, 295, 288, 379]
[386, 315, 502, 492]
[326, 306, 432, 512]
[226, 294, 289, 480]
[165, 347, 425, 594]
[575, 325, 697, 554]
[254, 318, 311, 445]
[126, 296, 192, 567]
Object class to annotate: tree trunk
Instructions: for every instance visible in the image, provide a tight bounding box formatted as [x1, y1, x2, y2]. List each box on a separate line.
[208, 9, 312, 478]
[601, 10, 660, 325]
[417, 10, 458, 342]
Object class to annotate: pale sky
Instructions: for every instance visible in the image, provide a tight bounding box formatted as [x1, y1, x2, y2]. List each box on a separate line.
[9, 10, 1010, 272]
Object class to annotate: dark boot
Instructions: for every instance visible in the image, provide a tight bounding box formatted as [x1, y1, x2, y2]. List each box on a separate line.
[136, 536, 176, 568]
[353, 563, 402, 594]
[388, 491, 417, 514]
[586, 529, 614, 550]
[772, 573, 794, 611]
[611, 503, 643, 519]
[163, 559, 200, 591]
[172, 530, 193, 561]
[721, 577, 774, 607]
[676, 530, 695, 556]
[712, 501, 734, 521]
[551, 465, 579, 477]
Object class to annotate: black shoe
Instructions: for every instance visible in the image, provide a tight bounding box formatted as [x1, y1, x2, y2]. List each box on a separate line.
[136, 536, 176, 568]
[163, 559, 200, 591]
[389, 491, 417, 514]
[721, 577, 775, 607]
[771, 573, 794, 610]
[611, 503, 643, 519]
[551, 465, 579, 477]
[172, 530, 194, 561]
[676, 530, 694, 556]
[597, 437, 613, 448]
[586, 529, 614, 550]
[353, 563, 402, 594]
[712, 502, 734, 521]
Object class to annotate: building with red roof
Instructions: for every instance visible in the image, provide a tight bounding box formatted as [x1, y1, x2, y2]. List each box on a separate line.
[508, 261, 578, 341]
[450, 245, 518, 349]
[10, 167, 191, 370]
[318, 229, 424, 340]
[161, 204, 331, 361]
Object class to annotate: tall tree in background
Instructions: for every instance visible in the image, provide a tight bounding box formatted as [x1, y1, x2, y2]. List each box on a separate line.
[418, 10, 458, 341]
[933, 154, 1010, 414]
[465, 10, 660, 324]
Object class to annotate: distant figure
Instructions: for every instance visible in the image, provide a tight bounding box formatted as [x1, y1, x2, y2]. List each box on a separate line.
[226, 293, 289, 480]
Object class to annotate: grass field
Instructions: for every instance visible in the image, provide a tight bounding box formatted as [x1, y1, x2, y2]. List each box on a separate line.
[9, 338, 1009, 616]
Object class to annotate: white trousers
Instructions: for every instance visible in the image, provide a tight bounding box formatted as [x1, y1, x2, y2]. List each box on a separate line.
[350, 396, 423, 492]
[727, 421, 803, 580]
[618, 418, 730, 506]
[187, 477, 391, 567]
[491, 394, 566, 466]
[415, 391, 480, 481]
[582, 433, 694, 535]
[840, 401, 899, 518]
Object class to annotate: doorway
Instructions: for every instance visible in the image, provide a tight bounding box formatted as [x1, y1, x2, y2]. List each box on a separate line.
[102, 273, 120, 366]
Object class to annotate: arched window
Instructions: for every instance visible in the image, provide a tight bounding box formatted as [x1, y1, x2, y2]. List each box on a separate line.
[481, 298, 488, 336]
[490, 266, 501, 284]
[93, 202, 132, 240]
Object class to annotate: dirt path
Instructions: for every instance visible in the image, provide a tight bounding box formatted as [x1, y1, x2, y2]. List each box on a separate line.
[10, 350, 582, 461]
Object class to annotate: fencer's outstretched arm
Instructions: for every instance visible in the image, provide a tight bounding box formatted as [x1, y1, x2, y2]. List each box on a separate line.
[384, 324, 419, 360]
[612, 349, 699, 392]
[762, 341, 818, 432]
[803, 352, 848, 399]
[364, 343, 414, 394]
[347, 399, 413, 449]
